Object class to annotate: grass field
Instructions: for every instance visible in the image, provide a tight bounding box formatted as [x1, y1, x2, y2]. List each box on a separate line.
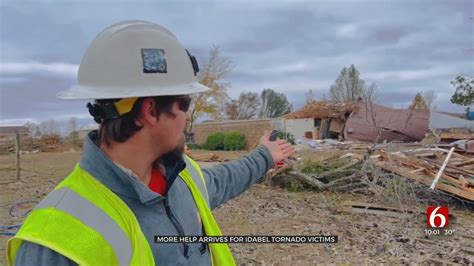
[1, 150, 473, 264]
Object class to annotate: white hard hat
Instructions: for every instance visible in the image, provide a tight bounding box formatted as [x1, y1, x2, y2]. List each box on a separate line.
[57, 20, 209, 100]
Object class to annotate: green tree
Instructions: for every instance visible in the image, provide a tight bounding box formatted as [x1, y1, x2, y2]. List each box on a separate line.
[223, 131, 245, 150]
[450, 75, 474, 111]
[204, 132, 226, 150]
[259, 88, 292, 118]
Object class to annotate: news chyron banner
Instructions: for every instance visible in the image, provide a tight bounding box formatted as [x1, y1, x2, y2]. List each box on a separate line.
[154, 235, 338, 244]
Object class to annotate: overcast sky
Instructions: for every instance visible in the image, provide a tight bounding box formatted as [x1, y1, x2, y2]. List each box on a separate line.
[0, 0, 473, 129]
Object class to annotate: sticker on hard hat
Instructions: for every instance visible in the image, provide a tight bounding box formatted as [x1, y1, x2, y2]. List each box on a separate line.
[141, 48, 167, 73]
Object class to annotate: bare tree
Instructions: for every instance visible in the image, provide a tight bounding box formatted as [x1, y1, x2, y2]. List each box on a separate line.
[330, 64, 365, 102]
[68, 117, 79, 141]
[305, 89, 316, 105]
[422, 90, 437, 110]
[23, 121, 41, 138]
[361, 82, 378, 103]
[321, 93, 328, 101]
[39, 119, 59, 135]
[225, 91, 261, 120]
[187, 45, 233, 133]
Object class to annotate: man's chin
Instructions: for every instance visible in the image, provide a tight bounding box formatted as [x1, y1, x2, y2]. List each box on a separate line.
[161, 146, 184, 165]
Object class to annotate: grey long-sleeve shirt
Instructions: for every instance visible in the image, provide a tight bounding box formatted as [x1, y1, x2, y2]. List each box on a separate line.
[13, 131, 274, 265]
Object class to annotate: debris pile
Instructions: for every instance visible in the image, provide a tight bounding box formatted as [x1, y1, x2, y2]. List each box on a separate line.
[375, 147, 474, 201]
[0, 134, 78, 154]
[435, 129, 474, 154]
[283, 143, 474, 203]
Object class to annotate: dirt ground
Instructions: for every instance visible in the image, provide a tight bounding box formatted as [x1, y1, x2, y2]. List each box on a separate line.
[1, 150, 473, 265]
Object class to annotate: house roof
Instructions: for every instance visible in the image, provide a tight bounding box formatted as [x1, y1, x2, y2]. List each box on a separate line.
[282, 101, 357, 120]
[345, 102, 430, 142]
[0, 126, 29, 135]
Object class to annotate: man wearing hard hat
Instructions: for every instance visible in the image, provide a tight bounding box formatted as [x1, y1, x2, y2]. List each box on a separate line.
[7, 21, 295, 265]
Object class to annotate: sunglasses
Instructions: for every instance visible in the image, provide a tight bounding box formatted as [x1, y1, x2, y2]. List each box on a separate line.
[175, 96, 192, 113]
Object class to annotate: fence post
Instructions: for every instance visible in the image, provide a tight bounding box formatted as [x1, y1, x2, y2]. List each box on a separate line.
[15, 132, 20, 180]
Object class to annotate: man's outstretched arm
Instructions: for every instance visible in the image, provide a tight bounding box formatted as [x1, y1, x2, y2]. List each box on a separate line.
[202, 130, 295, 210]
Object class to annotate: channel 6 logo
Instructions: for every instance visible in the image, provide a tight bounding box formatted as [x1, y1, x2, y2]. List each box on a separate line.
[426, 206, 449, 228]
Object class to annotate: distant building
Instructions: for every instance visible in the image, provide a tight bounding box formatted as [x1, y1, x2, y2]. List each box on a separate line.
[0, 126, 29, 141]
[283, 101, 430, 143]
[282, 101, 356, 140]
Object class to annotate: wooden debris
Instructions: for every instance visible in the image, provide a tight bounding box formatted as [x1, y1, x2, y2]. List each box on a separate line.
[286, 141, 474, 202]
[375, 149, 474, 201]
[339, 202, 418, 218]
[439, 131, 474, 141]
[188, 152, 228, 162]
[430, 147, 455, 190]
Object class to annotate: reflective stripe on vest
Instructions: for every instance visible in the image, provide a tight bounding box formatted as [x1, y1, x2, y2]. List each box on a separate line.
[34, 187, 132, 265]
[179, 156, 236, 266]
[8, 164, 154, 266]
[183, 155, 210, 206]
[8, 159, 235, 266]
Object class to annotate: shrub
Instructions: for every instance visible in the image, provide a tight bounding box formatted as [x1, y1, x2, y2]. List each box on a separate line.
[204, 132, 226, 150]
[223, 131, 246, 150]
[187, 143, 202, 150]
[300, 159, 333, 174]
[277, 132, 296, 145]
[271, 174, 315, 192]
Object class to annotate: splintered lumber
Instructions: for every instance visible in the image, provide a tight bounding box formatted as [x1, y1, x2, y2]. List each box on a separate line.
[340, 202, 418, 218]
[430, 147, 455, 190]
[439, 131, 474, 140]
[378, 150, 473, 188]
[410, 168, 426, 174]
[452, 159, 474, 167]
[375, 161, 474, 201]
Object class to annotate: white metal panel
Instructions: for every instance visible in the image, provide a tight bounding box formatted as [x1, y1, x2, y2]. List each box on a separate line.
[284, 119, 314, 139]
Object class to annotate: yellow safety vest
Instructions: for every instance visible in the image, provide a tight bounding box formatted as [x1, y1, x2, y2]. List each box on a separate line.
[7, 156, 235, 266]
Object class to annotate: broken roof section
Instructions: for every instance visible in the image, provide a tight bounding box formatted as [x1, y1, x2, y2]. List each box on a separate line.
[344, 102, 430, 143]
[282, 101, 357, 121]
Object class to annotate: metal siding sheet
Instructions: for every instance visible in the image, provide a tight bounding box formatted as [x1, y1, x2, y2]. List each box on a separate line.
[345, 102, 429, 142]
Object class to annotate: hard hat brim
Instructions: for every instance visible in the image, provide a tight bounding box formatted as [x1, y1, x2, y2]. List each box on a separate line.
[57, 81, 210, 100]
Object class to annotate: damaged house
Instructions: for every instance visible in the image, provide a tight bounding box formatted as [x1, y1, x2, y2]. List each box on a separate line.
[282, 101, 356, 140]
[281, 101, 430, 143]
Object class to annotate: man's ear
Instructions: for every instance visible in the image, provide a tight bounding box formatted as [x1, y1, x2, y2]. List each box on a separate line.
[138, 98, 158, 126]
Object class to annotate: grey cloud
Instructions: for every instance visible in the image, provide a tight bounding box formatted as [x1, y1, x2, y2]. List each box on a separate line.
[0, 0, 472, 125]
[0, 73, 88, 120]
[0, 4, 89, 63]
